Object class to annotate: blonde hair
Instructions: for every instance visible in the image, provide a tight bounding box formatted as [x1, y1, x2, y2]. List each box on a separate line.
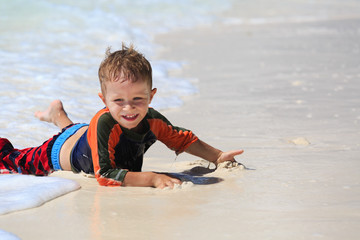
[98, 43, 152, 94]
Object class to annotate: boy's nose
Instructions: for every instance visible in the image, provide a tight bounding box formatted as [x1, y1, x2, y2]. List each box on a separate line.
[122, 102, 134, 109]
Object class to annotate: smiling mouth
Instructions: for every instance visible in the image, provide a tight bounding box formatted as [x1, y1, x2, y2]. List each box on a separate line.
[122, 114, 139, 121]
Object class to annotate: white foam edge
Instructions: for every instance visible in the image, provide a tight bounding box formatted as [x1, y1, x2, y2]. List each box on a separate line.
[0, 174, 80, 215]
[0, 229, 21, 240]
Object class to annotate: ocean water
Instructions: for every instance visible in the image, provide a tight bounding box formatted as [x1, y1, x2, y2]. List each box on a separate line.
[0, 229, 20, 240]
[0, 0, 232, 147]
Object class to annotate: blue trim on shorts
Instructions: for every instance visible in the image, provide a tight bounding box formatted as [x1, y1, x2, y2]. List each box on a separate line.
[51, 123, 88, 171]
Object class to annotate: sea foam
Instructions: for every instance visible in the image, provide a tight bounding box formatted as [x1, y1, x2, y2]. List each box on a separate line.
[0, 175, 80, 215]
[0, 229, 21, 240]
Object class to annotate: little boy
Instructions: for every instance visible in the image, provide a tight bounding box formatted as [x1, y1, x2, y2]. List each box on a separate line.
[0, 44, 243, 189]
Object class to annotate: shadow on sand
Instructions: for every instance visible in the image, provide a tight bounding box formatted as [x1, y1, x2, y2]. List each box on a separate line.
[166, 165, 223, 185]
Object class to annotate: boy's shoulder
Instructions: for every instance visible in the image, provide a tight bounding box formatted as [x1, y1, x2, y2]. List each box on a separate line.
[146, 107, 162, 118]
[146, 108, 171, 124]
[89, 107, 117, 129]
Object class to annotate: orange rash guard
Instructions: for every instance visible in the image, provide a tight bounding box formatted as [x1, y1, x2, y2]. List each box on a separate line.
[85, 107, 198, 187]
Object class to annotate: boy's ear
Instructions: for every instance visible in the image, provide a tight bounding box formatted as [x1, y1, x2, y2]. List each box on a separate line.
[98, 92, 106, 105]
[149, 88, 157, 103]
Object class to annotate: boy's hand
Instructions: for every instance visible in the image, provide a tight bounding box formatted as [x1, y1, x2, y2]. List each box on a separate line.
[216, 149, 244, 166]
[123, 171, 181, 188]
[152, 173, 182, 189]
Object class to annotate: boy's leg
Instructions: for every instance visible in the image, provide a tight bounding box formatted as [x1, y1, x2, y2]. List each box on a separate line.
[34, 100, 73, 129]
[0, 100, 76, 175]
[0, 138, 15, 174]
[0, 138, 53, 175]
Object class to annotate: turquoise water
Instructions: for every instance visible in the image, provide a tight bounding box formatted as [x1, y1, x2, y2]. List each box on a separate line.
[0, 0, 231, 146]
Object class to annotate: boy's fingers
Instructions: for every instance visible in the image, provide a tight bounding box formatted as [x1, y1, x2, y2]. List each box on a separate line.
[156, 176, 181, 189]
[171, 178, 182, 184]
[165, 178, 182, 189]
[217, 149, 244, 165]
[230, 149, 244, 156]
[223, 149, 244, 159]
[166, 180, 176, 189]
[164, 181, 173, 188]
[225, 150, 244, 160]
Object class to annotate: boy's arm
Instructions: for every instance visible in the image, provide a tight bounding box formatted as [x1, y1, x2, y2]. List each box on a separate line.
[185, 139, 244, 166]
[122, 139, 244, 188]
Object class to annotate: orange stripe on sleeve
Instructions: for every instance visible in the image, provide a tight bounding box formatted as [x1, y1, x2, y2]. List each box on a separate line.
[87, 108, 123, 186]
[148, 119, 198, 154]
[107, 124, 121, 168]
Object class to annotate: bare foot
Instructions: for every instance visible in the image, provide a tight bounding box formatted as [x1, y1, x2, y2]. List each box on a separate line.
[34, 100, 73, 129]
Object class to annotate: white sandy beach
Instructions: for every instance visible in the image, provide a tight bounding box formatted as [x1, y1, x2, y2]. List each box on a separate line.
[1, 7, 360, 240]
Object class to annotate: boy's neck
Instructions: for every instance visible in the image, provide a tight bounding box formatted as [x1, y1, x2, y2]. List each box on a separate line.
[122, 120, 147, 134]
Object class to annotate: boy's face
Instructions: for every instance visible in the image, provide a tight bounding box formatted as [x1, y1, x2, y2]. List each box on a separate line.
[99, 77, 156, 131]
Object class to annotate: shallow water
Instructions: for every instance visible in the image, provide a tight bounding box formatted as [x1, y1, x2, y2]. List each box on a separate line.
[0, 0, 231, 147]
